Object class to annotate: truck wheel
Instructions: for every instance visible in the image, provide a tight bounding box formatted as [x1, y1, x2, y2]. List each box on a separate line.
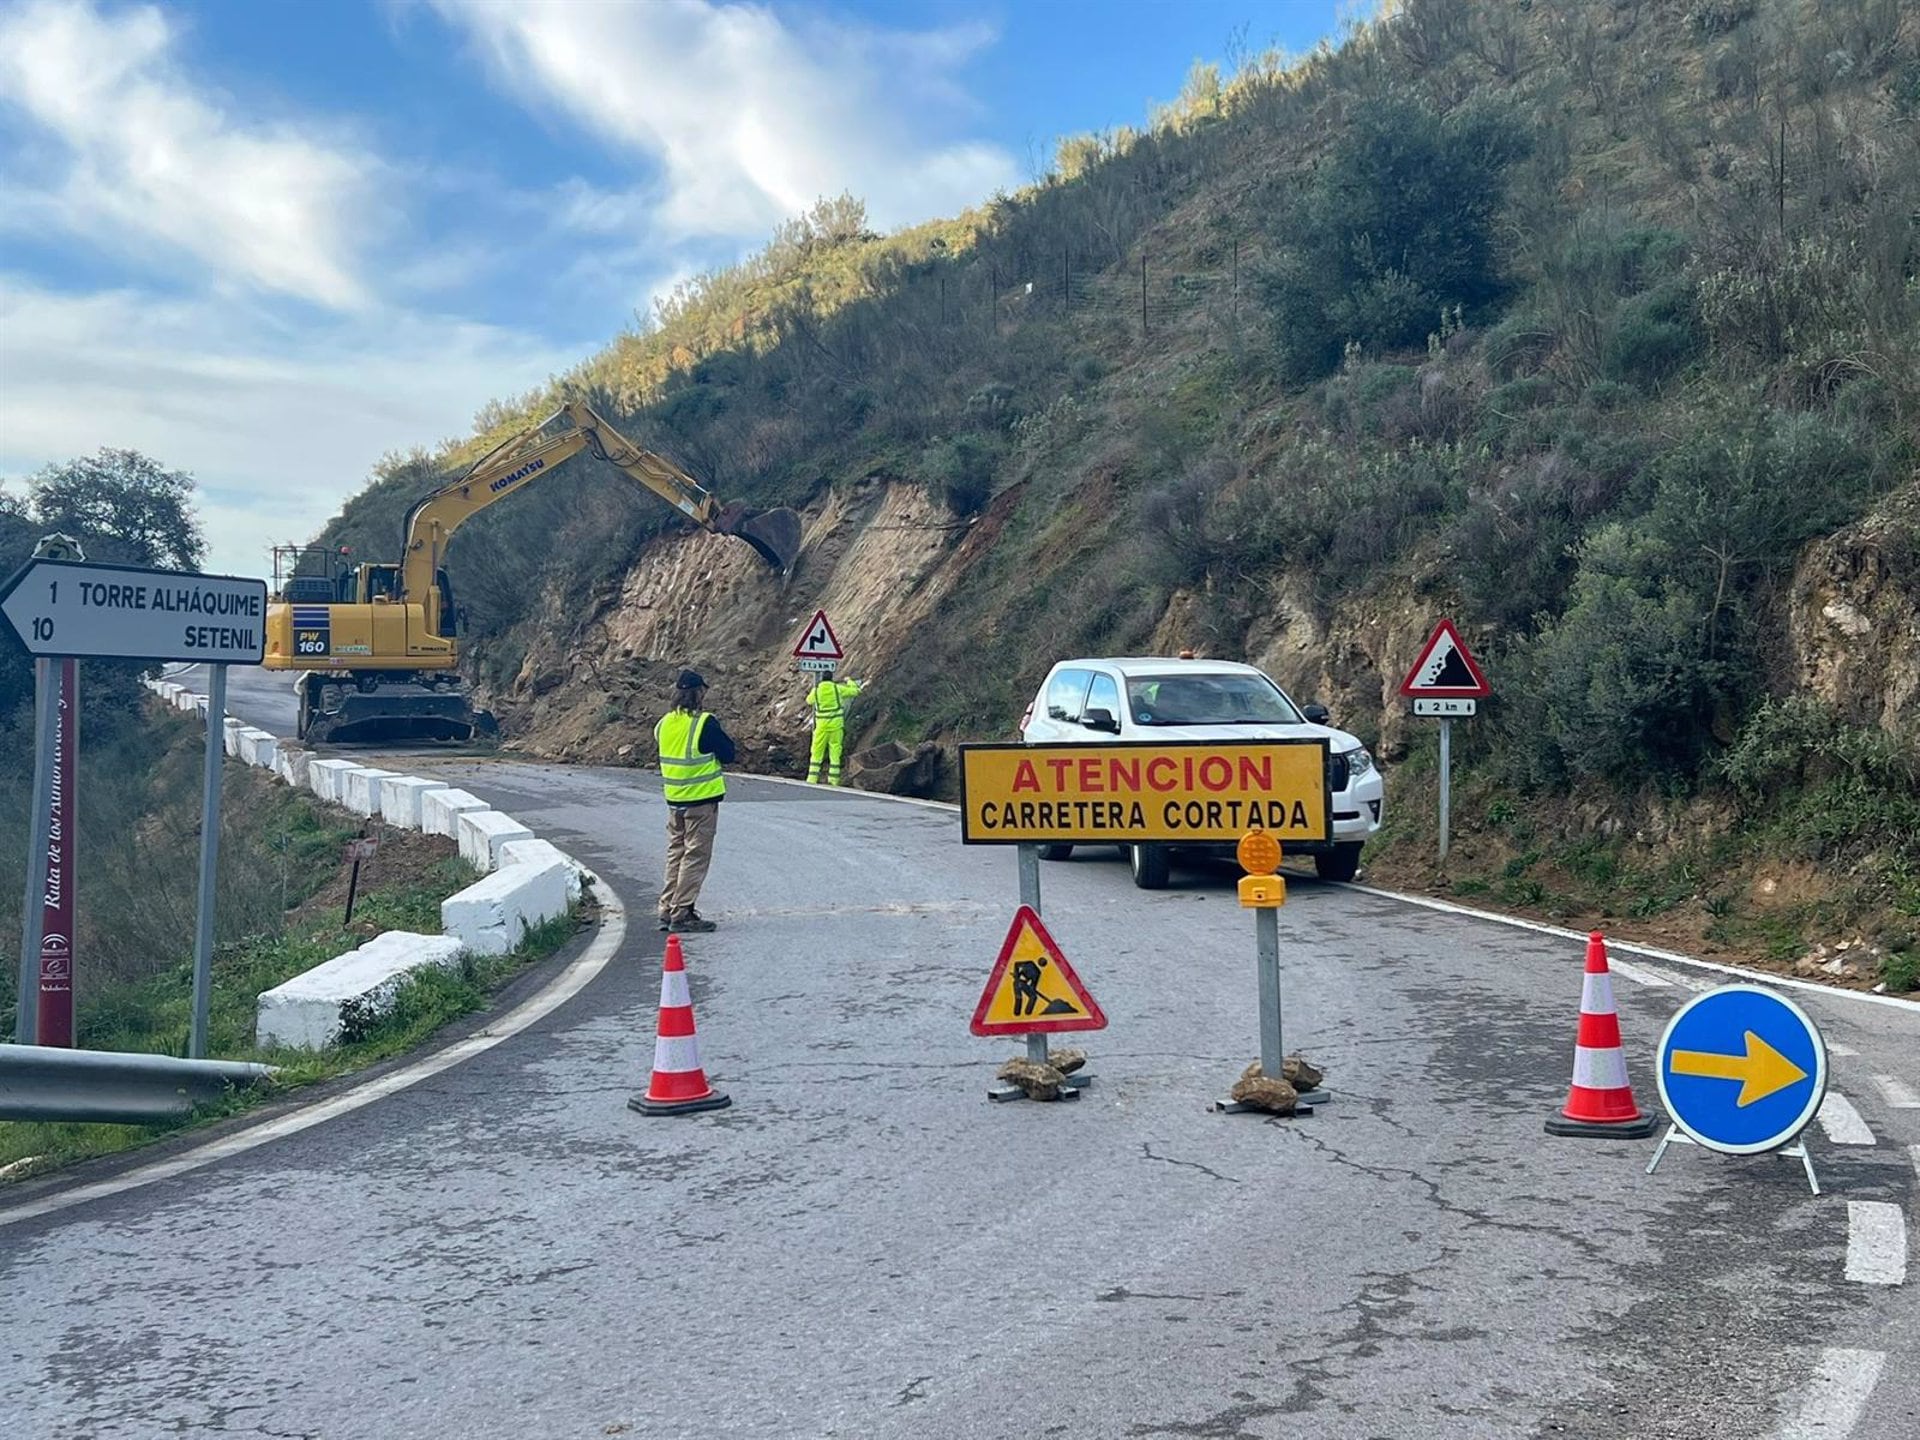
[1315, 843, 1363, 883]
[1037, 843, 1074, 861]
[1129, 843, 1171, 890]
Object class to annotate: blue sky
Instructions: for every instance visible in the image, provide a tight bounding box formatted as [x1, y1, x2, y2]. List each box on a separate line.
[0, 0, 1344, 576]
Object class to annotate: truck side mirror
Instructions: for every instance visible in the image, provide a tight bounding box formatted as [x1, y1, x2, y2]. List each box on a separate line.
[1303, 703, 1330, 724]
[1082, 708, 1121, 734]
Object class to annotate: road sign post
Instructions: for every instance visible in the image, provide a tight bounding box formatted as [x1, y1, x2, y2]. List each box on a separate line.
[14, 659, 57, 1045]
[1646, 984, 1828, 1194]
[1398, 619, 1490, 866]
[1016, 844, 1048, 1072]
[189, 664, 228, 1059]
[2, 555, 265, 1055]
[1217, 829, 1329, 1116]
[36, 658, 78, 1046]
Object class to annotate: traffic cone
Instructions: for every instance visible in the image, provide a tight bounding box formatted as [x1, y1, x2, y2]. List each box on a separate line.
[628, 935, 732, 1116]
[1544, 932, 1659, 1139]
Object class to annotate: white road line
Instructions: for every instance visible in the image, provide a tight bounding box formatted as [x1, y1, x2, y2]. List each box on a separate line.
[1845, 1202, 1908, 1285]
[1816, 1093, 1876, 1146]
[1600, 956, 1673, 988]
[0, 873, 630, 1230]
[1774, 1348, 1886, 1440]
[1828, 1041, 1857, 1056]
[1369, 888, 1920, 1013]
[1872, 1074, 1920, 1108]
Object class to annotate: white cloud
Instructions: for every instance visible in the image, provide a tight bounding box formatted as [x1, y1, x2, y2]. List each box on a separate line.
[0, 277, 579, 578]
[427, 0, 1019, 241]
[0, 0, 376, 309]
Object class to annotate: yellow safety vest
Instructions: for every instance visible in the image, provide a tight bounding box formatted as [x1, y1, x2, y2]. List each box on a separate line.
[808, 679, 861, 722]
[655, 709, 725, 803]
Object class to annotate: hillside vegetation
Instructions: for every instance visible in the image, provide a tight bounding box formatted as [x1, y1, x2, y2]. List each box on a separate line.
[319, 0, 1919, 986]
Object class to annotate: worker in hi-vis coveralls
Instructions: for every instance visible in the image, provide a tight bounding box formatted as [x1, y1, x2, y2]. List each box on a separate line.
[804, 664, 863, 785]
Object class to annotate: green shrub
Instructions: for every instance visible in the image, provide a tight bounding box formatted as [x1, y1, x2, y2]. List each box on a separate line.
[1510, 407, 1890, 784]
[921, 433, 1000, 515]
[1481, 313, 1555, 381]
[1720, 697, 1920, 832]
[1258, 92, 1525, 380]
[1602, 278, 1701, 390]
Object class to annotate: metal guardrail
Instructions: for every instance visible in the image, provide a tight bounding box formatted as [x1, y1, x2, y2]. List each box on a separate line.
[0, 1043, 277, 1124]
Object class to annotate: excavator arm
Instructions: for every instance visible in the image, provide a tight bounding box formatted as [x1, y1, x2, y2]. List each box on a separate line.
[265, 399, 799, 744]
[398, 400, 800, 607]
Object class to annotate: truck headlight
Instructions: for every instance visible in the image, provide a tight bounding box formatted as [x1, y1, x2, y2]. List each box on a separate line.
[1345, 747, 1374, 779]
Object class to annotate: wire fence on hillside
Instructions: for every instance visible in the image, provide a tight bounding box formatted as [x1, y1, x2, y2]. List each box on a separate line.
[904, 240, 1269, 342]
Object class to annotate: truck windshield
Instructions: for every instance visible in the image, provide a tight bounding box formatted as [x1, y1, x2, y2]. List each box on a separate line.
[1126, 672, 1303, 726]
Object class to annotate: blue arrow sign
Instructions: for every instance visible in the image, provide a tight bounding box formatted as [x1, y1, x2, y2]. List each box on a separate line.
[1654, 985, 1827, 1155]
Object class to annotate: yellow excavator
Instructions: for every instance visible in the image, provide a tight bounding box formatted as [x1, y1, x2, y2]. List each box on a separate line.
[263, 400, 802, 743]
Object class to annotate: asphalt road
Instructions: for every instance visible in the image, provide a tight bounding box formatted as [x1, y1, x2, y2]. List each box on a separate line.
[2, 666, 1914, 1439]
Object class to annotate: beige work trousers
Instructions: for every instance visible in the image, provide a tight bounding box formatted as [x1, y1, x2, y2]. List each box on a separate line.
[660, 801, 720, 921]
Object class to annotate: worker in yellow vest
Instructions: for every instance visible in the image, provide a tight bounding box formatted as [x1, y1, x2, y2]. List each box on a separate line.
[805, 664, 863, 786]
[655, 669, 734, 933]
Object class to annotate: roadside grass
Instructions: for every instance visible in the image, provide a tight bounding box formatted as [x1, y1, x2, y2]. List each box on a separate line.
[1361, 754, 1919, 995]
[0, 868, 583, 1181]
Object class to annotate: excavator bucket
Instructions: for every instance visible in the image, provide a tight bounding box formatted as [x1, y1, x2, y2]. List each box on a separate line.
[716, 505, 803, 572]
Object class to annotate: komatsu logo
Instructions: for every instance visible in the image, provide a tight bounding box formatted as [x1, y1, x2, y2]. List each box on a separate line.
[490, 457, 545, 492]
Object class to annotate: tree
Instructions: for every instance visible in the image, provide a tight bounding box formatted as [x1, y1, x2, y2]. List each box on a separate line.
[26, 449, 205, 571]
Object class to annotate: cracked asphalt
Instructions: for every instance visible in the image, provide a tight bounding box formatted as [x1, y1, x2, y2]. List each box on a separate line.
[1, 667, 1915, 1438]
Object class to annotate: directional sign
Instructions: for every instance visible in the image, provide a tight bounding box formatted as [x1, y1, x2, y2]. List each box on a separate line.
[1, 558, 268, 665]
[1398, 618, 1490, 698]
[791, 609, 843, 673]
[959, 740, 1330, 845]
[971, 906, 1107, 1035]
[1655, 985, 1827, 1154]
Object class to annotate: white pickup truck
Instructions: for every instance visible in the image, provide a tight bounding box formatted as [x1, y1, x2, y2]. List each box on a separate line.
[1018, 654, 1384, 887]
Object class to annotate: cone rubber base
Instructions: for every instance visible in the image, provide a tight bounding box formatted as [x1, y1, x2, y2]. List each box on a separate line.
[1544, 1112, 1658, 1139]
[629, 1089, 732, 1116]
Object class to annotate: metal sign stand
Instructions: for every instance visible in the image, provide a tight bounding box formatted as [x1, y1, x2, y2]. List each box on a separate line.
[1213, 910, 1323, 1115]
[1217, 837, 1329, 1116]
[1645, 1126, 1820, 1195]
[13, 657, 57, 1044]
[1438, 717, 1452, 864]
[188, 664, 227, 1059]
[984, 844, 1090, 1103]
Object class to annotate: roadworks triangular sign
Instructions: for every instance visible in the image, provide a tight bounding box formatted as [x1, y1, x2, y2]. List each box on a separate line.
[792, 609, 844, 662]
[1398, 617, 1491, 698]
[971, 905, 1107, 1036]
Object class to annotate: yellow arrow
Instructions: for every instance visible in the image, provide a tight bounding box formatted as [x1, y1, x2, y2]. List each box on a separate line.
[1669, 1030, 1807, 1107]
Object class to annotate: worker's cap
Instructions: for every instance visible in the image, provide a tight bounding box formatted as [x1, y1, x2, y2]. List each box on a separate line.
[675, 669, 707, 689]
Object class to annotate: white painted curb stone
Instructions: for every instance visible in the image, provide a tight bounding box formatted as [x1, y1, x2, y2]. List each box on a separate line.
[379, 775, 449, 830]
[421, 788, 489, 837]
[457, 810, 535, 874]
[443, 859, 572, 957]
[256, 932, 466, 1050]
[341, 767, 400, 818]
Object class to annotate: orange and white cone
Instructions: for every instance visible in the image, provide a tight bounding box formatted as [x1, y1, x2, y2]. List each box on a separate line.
[628, 935, 732, 1116]
[1544, 932, 1658, 1138]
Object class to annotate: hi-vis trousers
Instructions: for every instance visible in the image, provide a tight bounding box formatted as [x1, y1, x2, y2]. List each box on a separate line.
[809, 720, 846, 786]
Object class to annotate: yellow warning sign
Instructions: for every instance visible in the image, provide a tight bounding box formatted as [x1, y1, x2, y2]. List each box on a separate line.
[971, 906, 1107, 1036]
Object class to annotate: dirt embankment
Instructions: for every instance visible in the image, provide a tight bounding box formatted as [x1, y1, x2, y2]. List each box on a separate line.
[479, 479, 974, 780]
